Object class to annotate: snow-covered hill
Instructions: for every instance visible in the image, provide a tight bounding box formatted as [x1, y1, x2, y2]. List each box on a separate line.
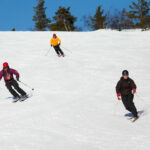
[0, 30, 150, 150]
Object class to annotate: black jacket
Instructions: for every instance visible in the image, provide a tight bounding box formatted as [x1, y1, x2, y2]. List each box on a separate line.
[116, 77, 136, 96]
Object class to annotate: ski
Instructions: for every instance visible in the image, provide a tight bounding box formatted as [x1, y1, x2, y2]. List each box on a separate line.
[12, 98, 20, 103]
[131, 116, 140, 122]
[19, 93, 33, 102]
[130, 112, 144, 123]
[125, 110, 144, 122]
[19, 97, 28, 102]
[11, 93, 33, 103]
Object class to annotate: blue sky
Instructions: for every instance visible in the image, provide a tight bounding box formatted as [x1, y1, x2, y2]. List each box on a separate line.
[0, 0, 132, 31]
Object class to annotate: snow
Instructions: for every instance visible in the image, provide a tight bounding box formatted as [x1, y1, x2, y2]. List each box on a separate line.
[0, 30, 150, 150]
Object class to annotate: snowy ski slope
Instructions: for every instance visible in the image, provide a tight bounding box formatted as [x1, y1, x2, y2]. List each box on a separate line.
[0, 30, 150, 150]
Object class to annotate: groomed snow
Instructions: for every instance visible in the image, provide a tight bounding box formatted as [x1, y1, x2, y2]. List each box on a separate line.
[0, 30, 150, 150]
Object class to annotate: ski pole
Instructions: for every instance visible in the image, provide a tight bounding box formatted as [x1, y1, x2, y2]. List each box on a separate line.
[45, 47, 52, 56]
[19, 81, 34, 91]
[61, 46, 72, 53]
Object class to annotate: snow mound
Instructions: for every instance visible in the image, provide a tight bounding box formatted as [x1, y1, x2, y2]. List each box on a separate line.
[0, 30, 150, 150]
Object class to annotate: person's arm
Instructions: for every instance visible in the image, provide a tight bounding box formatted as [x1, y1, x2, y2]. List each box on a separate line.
[130, 79, 136, 89]
[116, 81, 121, 100]
[116, 81, 121, 94]
[58, 38, 61, 44]
[0, 71, 3, 81]
[50, 38, 53, 46]
[130, 79, 137, 94]
[10, 68, 19, 81]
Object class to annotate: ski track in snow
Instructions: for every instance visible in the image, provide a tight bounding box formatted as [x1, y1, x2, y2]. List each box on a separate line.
[0, 30, 150, 150]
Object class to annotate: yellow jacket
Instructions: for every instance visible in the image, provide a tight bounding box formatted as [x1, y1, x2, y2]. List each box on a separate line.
[50, 37, 61, 46]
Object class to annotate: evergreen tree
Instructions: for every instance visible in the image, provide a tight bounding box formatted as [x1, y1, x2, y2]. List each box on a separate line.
[128, 0, 150, 28]
[108, 9, 134, 30]
[33, 0, 50, 31]
[144, 15, 150, 28]
[90, 6, 106, 30]
[49, 6, 77, 31]
[109, 11, 120, 30]
[120, 8, 134, 30]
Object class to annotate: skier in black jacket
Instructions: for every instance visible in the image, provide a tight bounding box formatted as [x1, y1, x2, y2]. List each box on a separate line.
[116, 70, 138, 120]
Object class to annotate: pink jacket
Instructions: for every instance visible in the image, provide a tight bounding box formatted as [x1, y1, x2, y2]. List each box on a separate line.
[0, 68, 19, 83]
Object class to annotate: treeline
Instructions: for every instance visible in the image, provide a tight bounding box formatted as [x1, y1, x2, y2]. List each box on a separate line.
[32, 0, 150, 31]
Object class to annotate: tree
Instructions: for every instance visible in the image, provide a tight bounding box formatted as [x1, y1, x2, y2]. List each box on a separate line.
[33, 0, 51, 31]
[49, 6, 77, 31]
[90, 5, 106, 30]
[83, 15, 91, 31]
[120, 8, 134, 30]
[128, 0, 150, 29]
[144, 15, 150, 28]
[108, 9, 134, 30]
[109, 12, 120, 30]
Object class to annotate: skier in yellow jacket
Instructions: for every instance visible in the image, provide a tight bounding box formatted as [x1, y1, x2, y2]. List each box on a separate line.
[50, 34, 64, 57]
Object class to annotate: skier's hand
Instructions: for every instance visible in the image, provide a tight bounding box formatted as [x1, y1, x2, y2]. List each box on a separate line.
[58, 43, 61, 46]
[132, 88, 136, 94]
[16, 76, 19, 81]
[117, 93, 121, 100]
[51, 45, 53, 47]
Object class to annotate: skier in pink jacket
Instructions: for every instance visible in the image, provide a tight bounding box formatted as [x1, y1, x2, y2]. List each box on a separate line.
[0, 62, 27, 101]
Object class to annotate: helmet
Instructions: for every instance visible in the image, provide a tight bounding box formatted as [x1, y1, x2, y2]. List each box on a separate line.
[3, 62, 9, 68]
[53, 33, 56, 37]
[122, 70, 129, 76]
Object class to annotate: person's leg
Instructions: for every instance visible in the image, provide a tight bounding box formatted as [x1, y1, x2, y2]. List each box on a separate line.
[121, 95, 132, 112]
[12, 80, 26, 96]
[6, 82, 20, 98]
[128, 94, 138, 117]
[54, 46, 60, 56]
[58, 45, 64, 56]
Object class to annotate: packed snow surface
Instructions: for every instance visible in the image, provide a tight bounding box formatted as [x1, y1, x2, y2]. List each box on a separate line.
[0, 30, 150, 150]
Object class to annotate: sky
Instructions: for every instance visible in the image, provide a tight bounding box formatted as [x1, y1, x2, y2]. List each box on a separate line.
[0, 0, 132, 31]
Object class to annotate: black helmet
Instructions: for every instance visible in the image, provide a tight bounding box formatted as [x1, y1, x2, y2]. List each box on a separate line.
[122, 70, 129, 76]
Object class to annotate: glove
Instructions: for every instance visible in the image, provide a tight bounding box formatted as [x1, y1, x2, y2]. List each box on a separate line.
[16, 76, 19, 81]
[58, 43, 61, 46]
[51, 45, 53, 47]
[117, 93, 121, 100]
[132, 88, 136, 94]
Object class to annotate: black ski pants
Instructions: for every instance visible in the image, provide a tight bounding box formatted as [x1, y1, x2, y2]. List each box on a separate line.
[6, 80, 26, 98]
[53, 45, 64, 55]
[121, 94, 138, 117]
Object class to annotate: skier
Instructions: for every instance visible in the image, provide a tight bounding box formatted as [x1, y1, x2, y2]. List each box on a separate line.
[0, 62, 27, 102]
[50, 34, 65, 57]
[116, 70, 138, 121]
